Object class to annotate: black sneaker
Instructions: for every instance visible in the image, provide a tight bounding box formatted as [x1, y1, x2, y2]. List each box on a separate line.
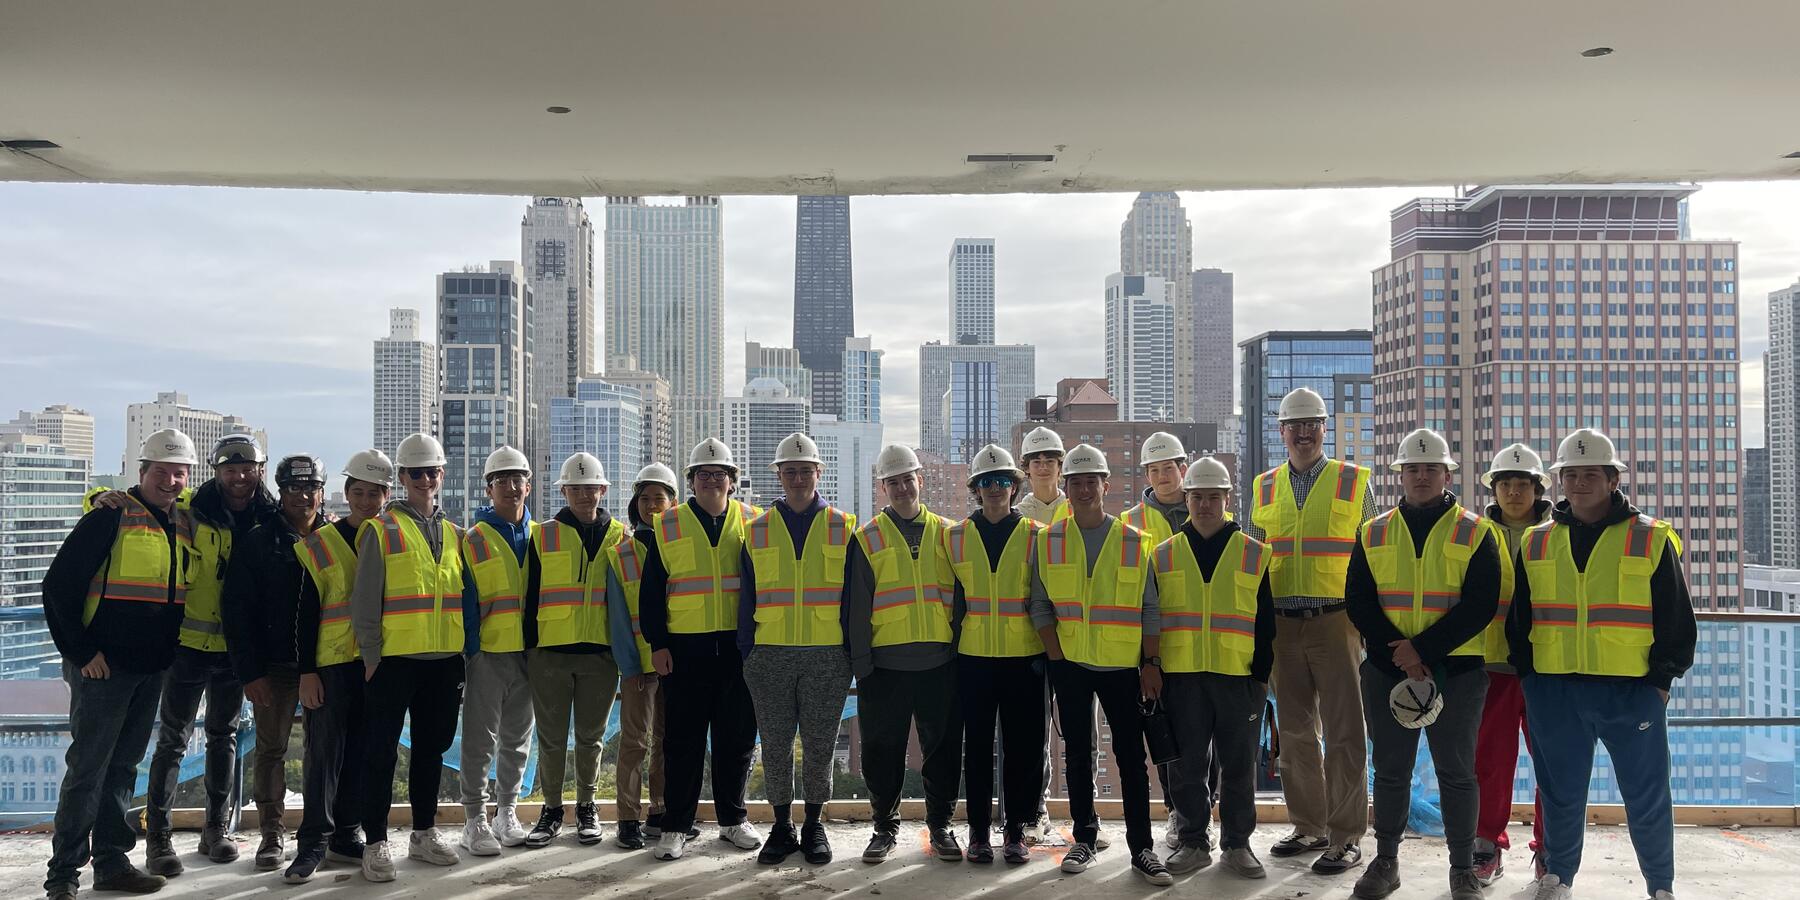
[929, 825, 963, 861]
[145, 830, 182, 877]
[615, 820, 645, 850]
[576, 802, 603, 845]
[758, 822, 800, 865]
[1132, 849, 1175, 886]
[326, 836, 365, 864]
[966, 831, 994, 864]
[525, 806, 564, 849]
[1060, 842, 1097, 874]
[1314, 841, 1365, 874]
[1270, 830, 1329, 857]
[1352, 854, 1401, 899]
[1002, 825, 1029, 865]
[284, 843, 327, 884]
[862, 826, 898, 863]
[92, 865, 166, 894]
[802, 822, 832, 865]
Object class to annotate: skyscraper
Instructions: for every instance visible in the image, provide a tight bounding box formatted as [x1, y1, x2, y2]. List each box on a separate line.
[793, 196, 854, 416]
[841, 336, 882, 424]
[1237, 330, 1373, 496]
[123, 392, 268, 477]
[0, 405, 93, 470]
[1744, 446, 1771, 567]
[549, 379, 644, 521]
[813, 414, 882, 522]
[1192, 267, 1236, 422]
[720, 377, 811, 507]
[918, 342, 1036, 463]
[745, 341, 813, 404]
[0, 434, 88, 679]
[1120, 192, 1196, 417]
[1768, 278, 1800, 566]
[605, 369, 675, 474]
[605, 196, 723, 459]
[1104, 273, 1175, 422]
[949, 238, 995, 345]
[521, 197, 596, 508]
[1373, 184, 1741, 608]
[373, 308, 437, 460]
[438, 261, 533, 520]
[946, 359, 999, 466]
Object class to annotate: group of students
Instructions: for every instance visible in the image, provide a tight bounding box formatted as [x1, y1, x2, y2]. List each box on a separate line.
[38, 385, 1693, 900]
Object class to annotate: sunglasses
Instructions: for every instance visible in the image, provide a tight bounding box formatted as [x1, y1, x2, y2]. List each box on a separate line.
[278, 482, 323, 495]
[405, 467, 444, 480]
[973, 475, 1016, 489]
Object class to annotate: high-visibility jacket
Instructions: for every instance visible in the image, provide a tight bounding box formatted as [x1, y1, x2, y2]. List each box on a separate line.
[653, 499, 761, 634]
[464, 520, 535, 653]
[360, 511, 464, 656]
[946, 517, 1043, 657]
[1152, 530, 1266, 676]
[1521, 514, 1675, 677]
[747, 506, 854, 647]
[1119, 503, 1176, 548]
[853, 506, 954, 648]
[1360, 504, 1487, 658]
[179, 514, 234, 653]
[609, 533, 655, 663]
[296, 524, 360, 667]
[83, 495, 194, 626]
[1250, 459, 1370, 598]
[1481, 519, 1524, 664]
[533, 517, 626, 649]
[1037, 518, 1151, 668]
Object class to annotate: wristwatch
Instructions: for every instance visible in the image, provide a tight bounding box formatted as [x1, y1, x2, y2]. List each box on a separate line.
[1142, 656, 1163, 668]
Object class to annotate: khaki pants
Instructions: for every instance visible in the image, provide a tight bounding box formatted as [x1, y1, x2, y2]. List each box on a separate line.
[527, 649, 619, 808]
[1270, 610, 1368, 845]
[614, 673, 665, 822]
[251, 664, 302, 831]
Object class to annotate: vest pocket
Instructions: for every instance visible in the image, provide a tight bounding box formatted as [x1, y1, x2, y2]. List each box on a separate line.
[1044, 563, 1080, 600]
[1617, 556, 1655, 607]
[821, 542, 847, 584]
[870, 549, 898, 584]
[1365, 544, 1397, 585]
[660, 539, 695, 575]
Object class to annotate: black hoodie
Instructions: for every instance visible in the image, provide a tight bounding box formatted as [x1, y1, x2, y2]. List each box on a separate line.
[1505, 490, 1695, 691]
[522, 506, 616, 653]
[222, 507, 328, 683]
[1345, 492, 1501, 680]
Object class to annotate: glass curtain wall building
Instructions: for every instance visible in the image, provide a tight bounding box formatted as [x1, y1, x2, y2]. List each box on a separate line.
[1236, 330, 1374, 495]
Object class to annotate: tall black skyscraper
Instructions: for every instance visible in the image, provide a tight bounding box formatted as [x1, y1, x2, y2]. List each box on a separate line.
[793, 196, 854, 416]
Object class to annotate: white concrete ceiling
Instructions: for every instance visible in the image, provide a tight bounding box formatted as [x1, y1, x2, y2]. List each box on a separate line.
[3, 1, 1799, 197]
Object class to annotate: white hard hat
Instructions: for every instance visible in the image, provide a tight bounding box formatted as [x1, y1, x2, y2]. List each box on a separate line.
[967, 444, 1023, 485]
[1549, 428, 1626, 473]
[686, 438, 739, 476]
[1278, 387, 1328, 422]
[1139, 431, 1186, 466]
[139, 428, 199, 466]
[1180, 456, 1233, 491]
[341, 449, 395, 488]
[482, 445, 532, 479]
[557, 452, 608, 486]
[1482, 443, 1548, 489]
[1390, 678, 1444, 729]
[1019, 426, 1066, 460]
[770, 432, 823, 469]
[873, 444, 923, 481]
[1390, 428, 1458, 472]
[632, 462, 680, 495]
[395, 433, 447, 468]
[1062, 443, 1111, 478]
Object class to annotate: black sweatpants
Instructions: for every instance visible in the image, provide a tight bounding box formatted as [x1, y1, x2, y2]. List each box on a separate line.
[660, 634, 758, 834]
[860, 661, 962, 828]
[1050, 661, 1153, 853]
[363, 656, 464, 842]
[298, 662, 367, 847]
[1164, 672, 1266, 850]
[958, 654, 1046, 836]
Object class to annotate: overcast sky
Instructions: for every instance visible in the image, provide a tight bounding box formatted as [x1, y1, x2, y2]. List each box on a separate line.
[2, 181, 1795, 478]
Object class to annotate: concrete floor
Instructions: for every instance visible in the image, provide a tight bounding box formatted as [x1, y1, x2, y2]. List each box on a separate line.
[1, 822, 1789, 899]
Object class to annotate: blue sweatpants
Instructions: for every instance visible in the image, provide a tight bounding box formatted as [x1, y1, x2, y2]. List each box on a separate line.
[1521, 675, 1673, 895]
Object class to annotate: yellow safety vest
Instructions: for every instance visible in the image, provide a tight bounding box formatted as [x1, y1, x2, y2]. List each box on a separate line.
[464, 520, 535, 653]
[297, 524, 360, 667]
[360, 511, 464, 657]
[83, 495, 194, 626]
[1481, 519, 1524, 665]
[1119, 503, 1176, 548]
[853, 507, 953, 648]
[946, 517, 1043, 658]
[1037, 518, 1150, 668]
[1521, 514, 1674, 677]
[747, 506, 855, 647]
[534, 517, 625, 649]
[1360, 504, 1487, 658]
[1250, 458, 1369, 599]
[653, 499, 761, 634]
[609, 534, 656, 663]
[1152, 530, 1266, 676]
[179, 513, 234, 653]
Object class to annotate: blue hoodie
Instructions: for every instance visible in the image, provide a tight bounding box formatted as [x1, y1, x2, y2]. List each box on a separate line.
[464, 504, 532, 654]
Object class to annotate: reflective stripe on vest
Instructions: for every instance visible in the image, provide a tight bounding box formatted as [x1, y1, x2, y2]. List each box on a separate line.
[1038, 518, 1150, 668]
[1249, 459, 1368, 599]
[297, 524, 360, 667]
[1480, 517, 1523, 664]
[1151, 530, 1265, 675]
[178, 513, 233, 652]
[654, 501, 755, 634]
[946, 517, 1043, 657]
[1119, 504, 1176, 548]
[83, 496, 194, 627]
[534, 517, 625, 649]
[854, 507, 953, 648]
[465, 520, 534, 653]
[608, 534, 655, 663]
[747, 506, 854, 647]
[1360, 504, 1485, 657]
[361, 511, 464, 656]
[1520, 514, 1671, 677]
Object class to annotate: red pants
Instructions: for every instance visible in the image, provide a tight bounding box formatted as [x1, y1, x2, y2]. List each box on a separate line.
[1475, 672, 1543, 852]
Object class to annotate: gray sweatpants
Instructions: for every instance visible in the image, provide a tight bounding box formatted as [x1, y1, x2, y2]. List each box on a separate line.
[1164, 672, 1266, 850]
[1360, 661, 1487, 868]
[460, 650, 535, 813]
[743, 646, 851, 806]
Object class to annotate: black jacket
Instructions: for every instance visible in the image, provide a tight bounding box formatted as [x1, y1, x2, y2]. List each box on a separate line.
[41, 487, 187, 673]
[222, 509, 328, 682]
[1345, 492, 1501, 680]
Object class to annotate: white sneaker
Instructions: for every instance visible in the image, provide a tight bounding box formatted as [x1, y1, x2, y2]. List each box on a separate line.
[1161, 812, 1183, 851]
[1094, 829, 1111, 851]
[1021, 814, 1047, 845]
[409, 828, 460, 866]
[1222, 847, 1267, 879]
[1652, 892, 1675, 900]
[1166, 843, 1213, 874]
[1533, 874, 1572, 900]
[493, 806, 529, 847]
[461, 816, 501, 857]
[361, 840, 396, 883]
[720, 821, 764, 850]
[653, 831, 688, 860]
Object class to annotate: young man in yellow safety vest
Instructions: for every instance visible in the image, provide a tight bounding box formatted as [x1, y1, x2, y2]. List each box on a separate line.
[42, 429, 198, 900]
[349, 432, 473, 882]
[1151, 456, 1275, 881]
[457, 446, 538, 856]
[641, 438, 765, 861]
[845, 444, 963, 864]
[284, 449, 394, 883]
[947, 444, 1044, 865]
[1246, 387, 1376, 874]
[519, 452, 627, 850]
[1008, 426, 1070, 846]
[1343, 429, 1501, 900]
[1029, 443, 1173, 886]
[1506, 429, 1694, 900]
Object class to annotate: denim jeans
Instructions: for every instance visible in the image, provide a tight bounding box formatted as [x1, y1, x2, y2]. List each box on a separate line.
[45, 662, 165, 893]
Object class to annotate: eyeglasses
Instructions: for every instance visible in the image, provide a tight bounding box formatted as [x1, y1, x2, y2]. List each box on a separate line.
[691, 470, 733, 484]
[405, 467, 443, 480]
[973, 475, 1016, 490]
[1282, 419, 1326, 433]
